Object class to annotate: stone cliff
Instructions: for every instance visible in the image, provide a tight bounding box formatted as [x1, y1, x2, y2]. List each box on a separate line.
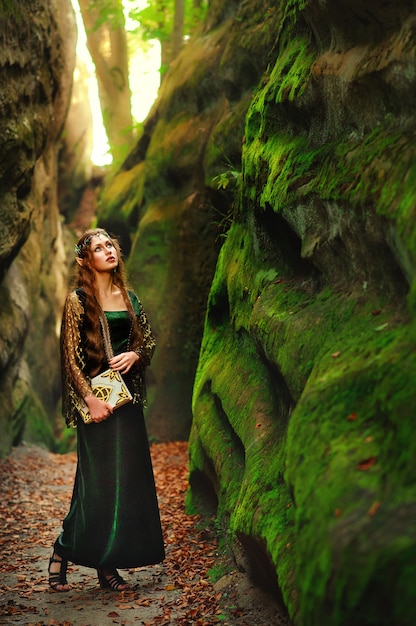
[190, 1, 416, 625]
[1, 0, 415, 622]
[0, 0, 76, 456]
[101, 0, 282, 440]
[103, 0, 416, 624]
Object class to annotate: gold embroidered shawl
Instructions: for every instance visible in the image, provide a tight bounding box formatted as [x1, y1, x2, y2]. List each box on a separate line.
[61, 289, 156, 428]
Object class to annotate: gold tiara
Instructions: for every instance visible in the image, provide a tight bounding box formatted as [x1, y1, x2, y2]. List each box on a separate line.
[74, 231, 110, 257]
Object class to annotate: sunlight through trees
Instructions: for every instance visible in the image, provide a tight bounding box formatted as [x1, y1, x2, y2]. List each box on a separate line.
[71, 0, 208, 165]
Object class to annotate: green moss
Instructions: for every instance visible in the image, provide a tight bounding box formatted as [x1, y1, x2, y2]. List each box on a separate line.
[145, 114, 210, 196]
[206, 561, 230, 583]
[244, 96, 416, 294]
[186, 0, 416, 622]
[191, 217, 301, 606]
[205, 96, 250, 187]
[192, 197, 416, 622]
[283, 311, 416, 624]
[22, 389, 56, 451]
[311, 127, 406, 211]
[283, 0, 307, 19]
[244, 71, 416, 313]
[0, 0, 24, 20]
[100, 162, 147, 221]
[127, 196, 183, 327]
[54, 426, 77, 454]
[191, 362, 246, 515]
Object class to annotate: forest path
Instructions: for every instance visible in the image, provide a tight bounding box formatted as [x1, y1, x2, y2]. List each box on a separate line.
[0, 441, 288, 626]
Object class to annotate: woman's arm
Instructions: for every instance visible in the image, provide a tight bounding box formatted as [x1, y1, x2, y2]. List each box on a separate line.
[135, 308, 156, 366]
[130, 292, 156, 366]
[61, 292, 113, 423]
[60, 292, 93, 401]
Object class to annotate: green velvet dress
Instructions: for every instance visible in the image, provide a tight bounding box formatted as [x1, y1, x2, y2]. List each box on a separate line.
[57, 311, 165, 569]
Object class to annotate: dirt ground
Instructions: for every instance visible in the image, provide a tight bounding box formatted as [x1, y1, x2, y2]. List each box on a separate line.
[0, 442, 291, 626]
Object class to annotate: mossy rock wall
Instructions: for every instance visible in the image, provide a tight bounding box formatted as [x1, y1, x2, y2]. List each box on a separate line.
[100, 0, 283, 439]
[0, 0, 76, 457]
[190, 1, 416, 624]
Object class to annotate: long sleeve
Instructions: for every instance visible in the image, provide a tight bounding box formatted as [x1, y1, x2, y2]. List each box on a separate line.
[127, 291, 156, 406]
[61, 291, 92, 427]
[129, 291, 156, 366]
[136, 304, 156, 366]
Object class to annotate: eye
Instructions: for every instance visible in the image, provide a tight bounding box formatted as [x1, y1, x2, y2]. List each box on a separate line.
[105, 241, 114, 249]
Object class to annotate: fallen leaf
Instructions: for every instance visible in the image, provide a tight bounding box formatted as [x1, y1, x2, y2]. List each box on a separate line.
[357, 457, 377, 471]
[0, 441, 225, 626]
[368, 501, 381, 517]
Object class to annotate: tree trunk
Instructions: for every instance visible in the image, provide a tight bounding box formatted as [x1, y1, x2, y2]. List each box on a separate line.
[172, 0, 184, 59]
[77, 0, 133, 162]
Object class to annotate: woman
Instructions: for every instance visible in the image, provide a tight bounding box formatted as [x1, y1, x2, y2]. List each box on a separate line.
[48, 228, 165, 592]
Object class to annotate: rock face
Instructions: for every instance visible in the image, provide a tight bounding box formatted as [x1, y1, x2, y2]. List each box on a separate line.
[58, 56, 94, 223]
[100, 0, 282, 440]
[188, 1, 416, 625]
[7, 0, 412, 621]
[106, 0, 416, 622]
[0, 0, 76, 457]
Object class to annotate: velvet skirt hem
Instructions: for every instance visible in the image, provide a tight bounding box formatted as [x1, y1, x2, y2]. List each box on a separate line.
[57, 401, 165, 570]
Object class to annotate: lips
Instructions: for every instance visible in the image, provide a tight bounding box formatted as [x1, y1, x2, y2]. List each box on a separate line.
[107, 256, 116, 262]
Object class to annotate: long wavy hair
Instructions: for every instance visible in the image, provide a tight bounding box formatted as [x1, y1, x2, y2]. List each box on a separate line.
[73, 228, 143, 374]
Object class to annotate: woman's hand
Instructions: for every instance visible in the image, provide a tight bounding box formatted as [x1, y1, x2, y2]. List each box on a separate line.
[84, 394, 113, 423]
[108, 351, 139, 374]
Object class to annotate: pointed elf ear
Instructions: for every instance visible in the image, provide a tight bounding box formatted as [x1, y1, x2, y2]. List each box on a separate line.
[75, 257, 83, 267]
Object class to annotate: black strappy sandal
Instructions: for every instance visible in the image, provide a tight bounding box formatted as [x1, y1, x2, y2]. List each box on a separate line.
[48, 551, 70, 592]
[97, 569, 130, 591]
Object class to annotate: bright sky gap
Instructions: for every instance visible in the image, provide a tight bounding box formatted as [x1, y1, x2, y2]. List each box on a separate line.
[70, 0, 161, 166]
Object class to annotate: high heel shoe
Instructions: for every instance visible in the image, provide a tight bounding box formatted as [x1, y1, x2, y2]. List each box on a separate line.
[97, 569, 130, 591]
[48, 550, 70, 592]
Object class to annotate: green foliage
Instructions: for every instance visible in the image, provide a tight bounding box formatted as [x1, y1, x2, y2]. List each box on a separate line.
[212, 168, 241, 191]
[206, 561, 230, 583]
[84, 0, 125, 31]
[129, 1, 170, 43]
[127, 0, 208, 45]
[209, 157, 242, 239]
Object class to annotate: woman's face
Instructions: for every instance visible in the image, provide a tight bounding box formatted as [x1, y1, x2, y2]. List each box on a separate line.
[89, 234, 118, 273]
